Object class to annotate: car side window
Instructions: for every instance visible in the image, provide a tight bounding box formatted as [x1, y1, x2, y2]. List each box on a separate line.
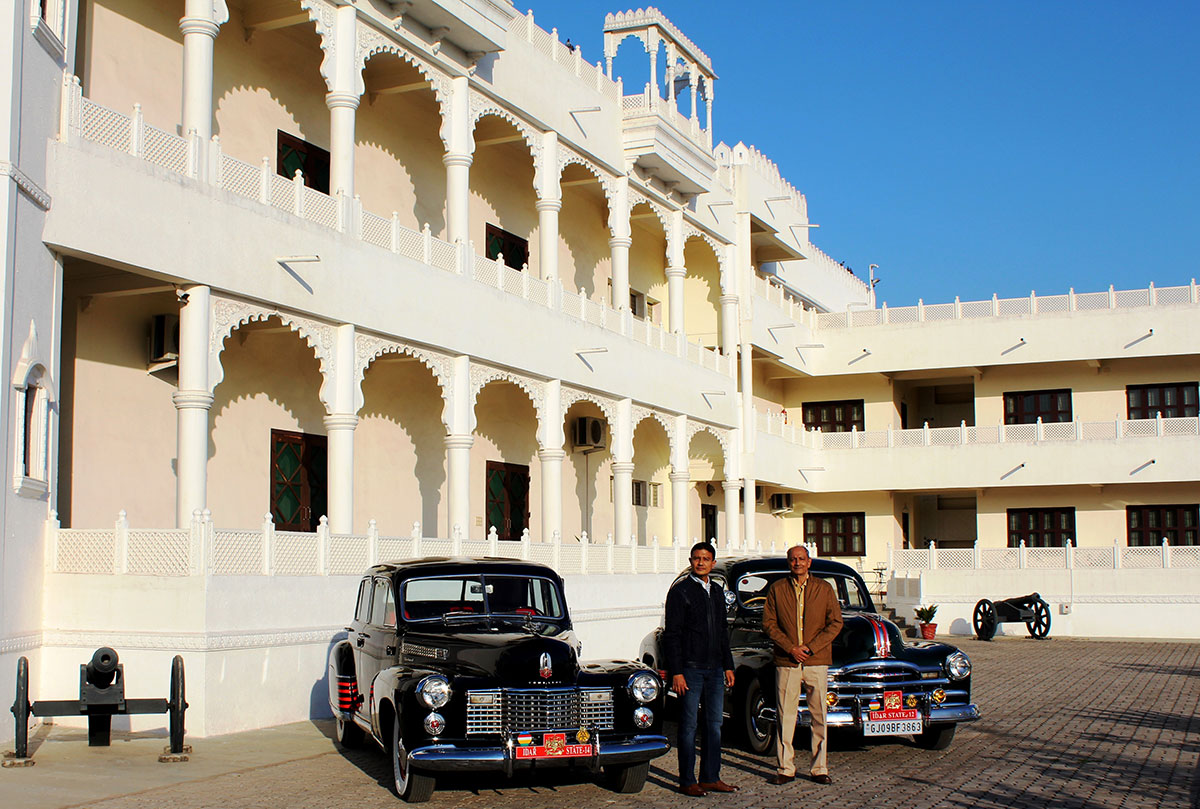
[371, 578, 394, 627]
[355, 577, 372, 622]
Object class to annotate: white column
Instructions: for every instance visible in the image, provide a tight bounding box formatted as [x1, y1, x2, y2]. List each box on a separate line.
[723, 480, 742, 550]
[720, 294, 738, 355]
[327, 92, 359, 197]
[179, 0, 227, 139]
[444, 355, 476, 537]
[538, 379, 564, 541]
[704, 76, 714, 147]
[612, 398, 634, 544]
[666, 210, 686, 333]
[537, 199, 561, 281]
[743, 476, 757, 549]
[444, 76, 474, 245]
[688, 66, 699, 124]
[324, 323, 358, 534]
[173, 285, 213, 527]
[670, 470, 690, 545]
[608, 177, 631, 309]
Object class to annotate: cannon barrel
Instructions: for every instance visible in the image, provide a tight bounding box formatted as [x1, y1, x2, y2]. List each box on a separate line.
[85, 647, 119, 689]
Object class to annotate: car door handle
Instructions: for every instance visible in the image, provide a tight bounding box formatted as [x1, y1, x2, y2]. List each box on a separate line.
[385, 645, 397, 656]
[356, 635, 367, 647]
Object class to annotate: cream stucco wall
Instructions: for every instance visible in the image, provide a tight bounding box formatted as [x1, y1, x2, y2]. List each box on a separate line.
[682, 239, 720, 348]
[784, 373, 897, 430]
[470, 382, 541, 538]
[469, 131, 540, 273]
[976, 357, 1200, 425]
[632, 417, 672, 544]
[558, 179, 611, 299]
[208, 324, 327, 530]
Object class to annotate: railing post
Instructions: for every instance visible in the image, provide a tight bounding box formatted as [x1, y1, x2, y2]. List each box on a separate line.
[1075, 419, 1082, 441]
[317, 515, 330, 575]
[262, 512, 275, 575]
[991, 293, 999, 317]
[1108, 284, 1116, 309]
[606, 533, 614, 574]
[1149, 281, 1157, 305]
[259, 157, 271, 204]
[954, 296, 961, 319]
[1156, 411, 1164, 437]
[489, 526, 499, 557]
[1192, 277, 1199, 304]
[368, 519, 378, 566]
[886, 424, 893, 448]
[850, 425, 858, 449]
[1068, 287, 1076, 311]
[208, 135, 223, 186]
[189, 509, 204, 576]
[452, 522, 462, 556]
[129, 104, 144, 157]
[521, 528, 531, 560]
[881, 302, 888, 324]
[886, 541, 893, 571]
[960, 420, 967, 444]
[1113, 537, 1122, 569]
[411, 521, 422, 558]
[1030, 289, 1037, 315]
[202, 509, 214, 575]
[1036, 416, 1044, 442]
[44, 510, 61, 574]
[59, 72, 82, 143]
[928, 540, 937, 570]
[922, 421, 930, 446]
[580, 531, 589, 575]
[292, 169, 305, 216]
[973, 539, 981, 569]
[1018, 540, 1027, 569]
[1162, 538, 1171, 568]
[1065, 539, 1074, 569]
[422, 222, 432, 262]
[917, 298, 925, 322]
[651, 537, 659, 574]
[185, 129, 200, 179]
[552, 530, 561, 571]
[115, 510, 129, 574]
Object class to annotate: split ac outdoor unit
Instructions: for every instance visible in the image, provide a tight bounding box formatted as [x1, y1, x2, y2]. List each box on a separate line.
[572, 416, 606, 450]
[769, 492, 793, 514]
[149, 314, 181, 365]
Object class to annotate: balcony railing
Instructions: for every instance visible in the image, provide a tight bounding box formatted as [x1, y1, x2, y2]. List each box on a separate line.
[890, 540, 1200, 571]
[47, 511, 762, 579]
[755, 409, 1200, 450]
[59, 75, 733, 377]
[621, 85, 710, 150]
[507, 11, 620, 101]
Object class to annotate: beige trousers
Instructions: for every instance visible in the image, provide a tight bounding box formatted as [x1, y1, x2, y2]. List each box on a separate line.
[775, 664, 829, 777]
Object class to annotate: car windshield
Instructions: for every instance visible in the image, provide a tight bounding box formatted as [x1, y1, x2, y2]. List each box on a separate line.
[400, 574, 565, 622]
[735, 570, 873, 612]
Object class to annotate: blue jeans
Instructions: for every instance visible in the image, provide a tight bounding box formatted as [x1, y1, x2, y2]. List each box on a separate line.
[677, 666, 725, 786]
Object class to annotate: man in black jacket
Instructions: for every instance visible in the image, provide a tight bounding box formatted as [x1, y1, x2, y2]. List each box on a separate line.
[662, 541, 738, 796]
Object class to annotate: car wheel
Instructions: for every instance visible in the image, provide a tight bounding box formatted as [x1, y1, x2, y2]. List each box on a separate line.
[392, 713, 436, 802]
[913, 723, 956, 750]
[604, 761, 649, 793]
[335, 714, 364, 749]
[741, 677, 775, 755]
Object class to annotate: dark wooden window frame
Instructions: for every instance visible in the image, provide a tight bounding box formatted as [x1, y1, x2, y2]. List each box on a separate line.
[1006, 507, 1076, 547]
[484, 224, 529, 271]
[1004, 389, 1072, 425]
[801, 399, 865, 433]
[276, 131, 331, 194]
[804, 511, 866, 557]
[1126, 382, 1199, 420]
[269, 429, 327, 532]
[485, 460, 530, 541]
[1127, 504, 1199, 547]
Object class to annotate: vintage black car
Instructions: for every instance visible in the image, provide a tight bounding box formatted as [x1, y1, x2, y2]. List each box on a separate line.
[641, 556, 979, 753]
[328, 558, 669, 802]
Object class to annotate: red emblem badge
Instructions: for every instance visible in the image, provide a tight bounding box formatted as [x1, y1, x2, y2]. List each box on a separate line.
[539, 652, 553, 679]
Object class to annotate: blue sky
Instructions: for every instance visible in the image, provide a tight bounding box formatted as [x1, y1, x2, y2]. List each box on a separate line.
[534, 2, 1200, 307]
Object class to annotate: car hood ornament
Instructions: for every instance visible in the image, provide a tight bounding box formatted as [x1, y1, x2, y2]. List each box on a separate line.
[538, 652, 553, 679]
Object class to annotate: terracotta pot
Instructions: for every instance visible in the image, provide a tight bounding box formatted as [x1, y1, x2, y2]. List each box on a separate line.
[919, 623, 937, 640]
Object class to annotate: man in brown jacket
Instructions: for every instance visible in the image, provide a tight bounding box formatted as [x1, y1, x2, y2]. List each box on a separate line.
[762, 545, 843, 785]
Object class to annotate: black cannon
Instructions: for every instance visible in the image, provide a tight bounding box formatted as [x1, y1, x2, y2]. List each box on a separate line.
[972, 593, 1051, 640]
[7, 647, 187, 765]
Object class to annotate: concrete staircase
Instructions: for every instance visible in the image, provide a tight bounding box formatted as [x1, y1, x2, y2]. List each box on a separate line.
[880, 605, 921, 639]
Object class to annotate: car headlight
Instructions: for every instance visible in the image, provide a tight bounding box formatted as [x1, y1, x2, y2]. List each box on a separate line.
[627, 671, 661, 703]
[417, 675, 451, 709]
[946, 651, 971, 681]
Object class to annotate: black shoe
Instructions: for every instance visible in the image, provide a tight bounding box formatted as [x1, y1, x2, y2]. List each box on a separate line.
[811, 774, 833, 785]
[767, 774, 794, 785]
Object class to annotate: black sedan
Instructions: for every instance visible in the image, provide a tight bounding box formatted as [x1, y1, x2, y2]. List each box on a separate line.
[328, 558, 669, 801]
[641, 556, 979, 753]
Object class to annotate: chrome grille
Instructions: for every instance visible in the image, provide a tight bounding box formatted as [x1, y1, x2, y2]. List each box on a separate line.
[465, 687, 614, 736]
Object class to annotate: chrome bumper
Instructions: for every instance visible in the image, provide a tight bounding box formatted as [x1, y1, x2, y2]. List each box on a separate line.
[762, 703, 980, 728]
[407, 734, 670, 775]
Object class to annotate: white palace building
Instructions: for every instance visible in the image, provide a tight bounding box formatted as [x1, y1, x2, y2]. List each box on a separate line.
[1, 1, 1197, 738]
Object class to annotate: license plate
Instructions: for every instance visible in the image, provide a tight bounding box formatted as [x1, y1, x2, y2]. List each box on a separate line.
[514, 732, 593, 759]
[864, 708, 922, 737]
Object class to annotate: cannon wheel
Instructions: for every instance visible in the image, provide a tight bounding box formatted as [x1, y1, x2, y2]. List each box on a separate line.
[972, 600, 997, 641]
[12, 656, 30, 759]
[1026, 600, 1051, 639]
[168, 655, 187, 755]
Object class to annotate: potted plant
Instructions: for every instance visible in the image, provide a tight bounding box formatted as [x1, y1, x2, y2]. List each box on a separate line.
[914, 604, 938, 639]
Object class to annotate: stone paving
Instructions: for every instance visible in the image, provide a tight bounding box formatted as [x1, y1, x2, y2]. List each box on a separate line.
[4, 637, 1198, 809]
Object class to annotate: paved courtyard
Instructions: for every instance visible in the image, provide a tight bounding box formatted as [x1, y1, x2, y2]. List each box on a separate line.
[4, 637, 1198, 809]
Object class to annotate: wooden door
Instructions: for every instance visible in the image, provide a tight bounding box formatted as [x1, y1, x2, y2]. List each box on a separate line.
[485, 461, 530, 540]
[270, 429, 327, 531]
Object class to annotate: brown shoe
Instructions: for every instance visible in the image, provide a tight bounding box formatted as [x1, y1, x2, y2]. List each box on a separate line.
[811, 774, 833, 785]
[679, 784, 708, 797]
[699, 781, 739, 793]
[767, 774, 795, 785]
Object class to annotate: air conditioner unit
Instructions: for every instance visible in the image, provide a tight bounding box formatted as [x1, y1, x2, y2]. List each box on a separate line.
[755, 485, 765, 504]
[149, 314, 180, 365]
[769, 492, 793, 514]
[572, 416, 606, 450]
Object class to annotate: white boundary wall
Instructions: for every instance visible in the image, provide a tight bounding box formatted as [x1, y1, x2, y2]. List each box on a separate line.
[888, 567, 1200, 640]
